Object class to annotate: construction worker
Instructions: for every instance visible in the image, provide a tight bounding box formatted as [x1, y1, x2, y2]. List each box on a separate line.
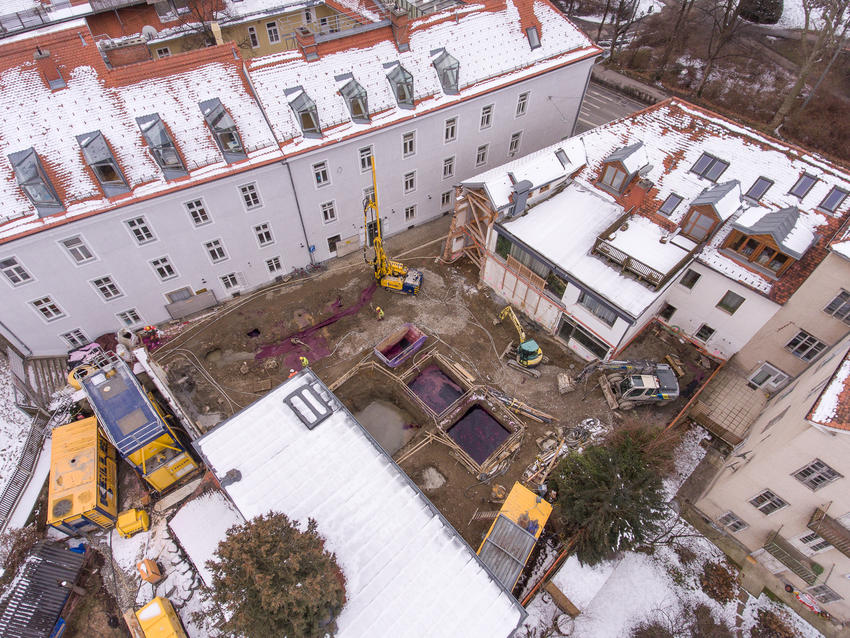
[299, 355, 309, 368]
[288, 368, 298, 379]
[375, 306, 385, 321]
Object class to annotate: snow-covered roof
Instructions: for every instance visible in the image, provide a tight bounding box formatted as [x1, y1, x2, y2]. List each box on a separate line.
[691, 180, 741, 221]
[604, 141, 647, 176]
[605, 215, 692, 274]
[168, 489, 245, 588]
[807, 345, 850, 432]
[194, 370, 526, 638]
[830, 219, 850, 261]
[731, 205, 816, 259]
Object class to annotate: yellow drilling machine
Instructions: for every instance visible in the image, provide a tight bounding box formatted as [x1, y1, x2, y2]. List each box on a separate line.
[363, 158, 422, 295]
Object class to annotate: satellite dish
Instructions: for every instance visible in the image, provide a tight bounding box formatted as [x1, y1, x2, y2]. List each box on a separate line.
[141, 25, 159, 41]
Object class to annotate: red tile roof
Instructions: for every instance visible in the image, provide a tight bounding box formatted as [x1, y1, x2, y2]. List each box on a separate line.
[807, 344, 850, 432]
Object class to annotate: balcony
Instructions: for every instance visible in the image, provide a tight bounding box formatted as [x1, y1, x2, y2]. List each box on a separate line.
[763, 530, 819, 585]
[809, 507, 850, 559]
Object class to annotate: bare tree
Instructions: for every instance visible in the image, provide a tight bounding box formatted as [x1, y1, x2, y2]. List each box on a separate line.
[693, 0, 748, 97]
[608, 0, 658, 59]
[653, 0, 698, 81]
[165, 0, 249, 50]
[597, 0, 614, 39]
[769, 0, 850, 129]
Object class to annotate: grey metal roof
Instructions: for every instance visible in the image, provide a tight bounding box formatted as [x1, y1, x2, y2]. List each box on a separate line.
[731, 205, 805, 257]
[0, 541, 86, 638]
[603, 141, 644, 166]
[691, 180, 739, 208]
[478, 514, 538, 589]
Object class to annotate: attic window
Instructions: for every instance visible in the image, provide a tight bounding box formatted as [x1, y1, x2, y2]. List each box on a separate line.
[690, 153, 729, 182]
[387, 65, 414, 108]
[555, 149, 568, 167]
[339, 79, 369, 123]
[76, 131, 130, 197]
[790, 173, 817, 199]
[526, 27, 541, 50]
[724, 230, 793, 274]
[7, 148, 63, 215]
[659, 194, 683, 216]
[819, 186, 848, 213]
[199, 98, 246, 163]
[136, 114, 186, 179]
[599, 164, 628, 193]
[433, 51, 459, 94]
[289, 91, 322, 136]
[745, 177, 773, 201]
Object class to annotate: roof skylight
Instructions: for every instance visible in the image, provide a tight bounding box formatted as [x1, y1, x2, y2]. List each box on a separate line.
[339, 79, 369, 123]
[7, 148, 63, 215]
[289, 91, 322, 136]
[433, 51, 460, 94]
[136, 114, 186, 179]
[387, 65, 414, 108]
[76, 131, 130, 197]
[199, 98, 246, 163]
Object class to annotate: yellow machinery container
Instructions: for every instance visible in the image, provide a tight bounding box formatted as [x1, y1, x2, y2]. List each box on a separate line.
[117, 508, 150, 538]
[135, 597, 188, 638]
[47, 417, 118, 535]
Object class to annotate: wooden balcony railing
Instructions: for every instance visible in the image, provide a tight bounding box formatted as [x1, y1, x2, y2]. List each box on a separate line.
[809, 507, 850, 559]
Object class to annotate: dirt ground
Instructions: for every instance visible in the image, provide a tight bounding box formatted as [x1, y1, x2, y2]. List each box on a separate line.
[151, 215, 715, 551]
[63, 551, 128, 638]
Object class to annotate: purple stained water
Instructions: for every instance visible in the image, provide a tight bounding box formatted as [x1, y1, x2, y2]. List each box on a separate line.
[381, 336, 413, 360]
[447, 406, 510, 465]
[408, 365, 463, 413]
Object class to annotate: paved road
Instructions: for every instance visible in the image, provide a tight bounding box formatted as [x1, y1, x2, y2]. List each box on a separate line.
[575, 81, 650, 134]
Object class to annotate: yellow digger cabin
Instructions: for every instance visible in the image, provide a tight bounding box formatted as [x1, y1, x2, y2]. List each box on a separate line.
[48, 417, 118, 535]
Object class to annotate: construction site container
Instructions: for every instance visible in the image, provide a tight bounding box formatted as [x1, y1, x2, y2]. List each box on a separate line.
[47, 417, 118, 535]
[73, 351, 198, 492]
[135, 597, 188, 638]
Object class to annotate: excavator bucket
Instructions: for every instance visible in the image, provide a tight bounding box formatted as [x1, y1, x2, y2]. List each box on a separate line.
[598, 375, 619, 410]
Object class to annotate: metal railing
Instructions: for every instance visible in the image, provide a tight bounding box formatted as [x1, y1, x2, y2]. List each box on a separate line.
[0, 0, 71, 38]
[763, 530, 819, 585]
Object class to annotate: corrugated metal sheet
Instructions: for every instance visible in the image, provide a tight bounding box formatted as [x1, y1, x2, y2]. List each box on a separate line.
[478, 514, 537, 589]
[0, 541, 86, 638]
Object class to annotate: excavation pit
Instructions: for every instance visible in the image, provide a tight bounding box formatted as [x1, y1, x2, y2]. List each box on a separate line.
[354, 399, 418, 455]
[447, 406, 510, 465]
[408, 365, 464, 414]
[374, 323, 427, 368]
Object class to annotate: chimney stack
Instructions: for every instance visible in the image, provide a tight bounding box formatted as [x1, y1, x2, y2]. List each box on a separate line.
[295, 27, 319, 61]
[389, 8, 410, 52]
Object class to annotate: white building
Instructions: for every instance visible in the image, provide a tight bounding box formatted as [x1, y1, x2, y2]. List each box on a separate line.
[0, 0, 599, 357]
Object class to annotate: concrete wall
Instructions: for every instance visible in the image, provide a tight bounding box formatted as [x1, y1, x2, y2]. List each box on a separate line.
[696, 332, 850, 619]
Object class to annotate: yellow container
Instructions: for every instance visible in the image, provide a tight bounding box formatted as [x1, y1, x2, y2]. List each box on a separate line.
[135, 597, 188, 638]
[117, 509, 150, 538]
[47, 417, 118, 535]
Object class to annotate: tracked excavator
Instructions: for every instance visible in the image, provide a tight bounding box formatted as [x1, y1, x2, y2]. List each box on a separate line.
[363, 157, 422, 295]
[494, 306, 545, 375]
[568, 359, 679, 410]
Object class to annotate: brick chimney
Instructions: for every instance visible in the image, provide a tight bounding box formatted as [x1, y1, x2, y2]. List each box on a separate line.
[34, 48, 66, 90]
[389, 7, 410, 53]
[295, 27, 319, 61]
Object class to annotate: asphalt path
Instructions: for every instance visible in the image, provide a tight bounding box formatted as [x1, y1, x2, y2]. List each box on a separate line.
[575, 81, 650, 134]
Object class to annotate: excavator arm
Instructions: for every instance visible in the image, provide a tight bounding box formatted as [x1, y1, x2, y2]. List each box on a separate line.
[497, 306, 527, 344]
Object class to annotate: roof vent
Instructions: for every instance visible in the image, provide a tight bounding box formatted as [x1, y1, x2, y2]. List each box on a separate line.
[283, 382, 334, 429]
[638, 164, 653, 177]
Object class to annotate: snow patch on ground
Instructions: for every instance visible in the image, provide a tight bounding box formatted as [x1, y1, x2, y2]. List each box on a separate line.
[0, 355, 33, 496]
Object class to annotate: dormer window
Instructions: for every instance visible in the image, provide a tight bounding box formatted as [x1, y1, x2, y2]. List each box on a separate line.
[433, 51, 459, 94]
[725, 230, 793, 275]
[790, 173, 817, 198]
[136, 114, 186, 179]
[289, 91, 322, 135]
[819, 186, 848, 213]
[600, 164, 628, 193]
[199, 98, 246, 163]
[679, 206, 719, 242]
[387, 65, 414, 108]
[745, 177, 773, 202]
[76, 131, 129, 197]
[8, 148, 63, 215]
[526, 27, 541, 50]
[339, 80, 369, 123]
[690, 152, 729, 182]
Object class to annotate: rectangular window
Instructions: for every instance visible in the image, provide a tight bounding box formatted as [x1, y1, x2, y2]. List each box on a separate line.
[266, 256, 282, 274]
[749, 363, 789, 392]
[577, 291, 617, 327]
[749, 489, 788, 515]
[790, 173, 817, 198]
[313, 161, 329, 187]
[825, 290, 850, 324]
[328, 234, 341, 254]
[659, 303, 676, 322]
[240, 183, 261, 209]
[32, 296, 64, 322]
[405, 205, 416, 221]
[151, 257, 177, 281]
[0, 257, 32, 286]
[444, 118, 457, 143]
[716, 290, 745, 314]
[476, 145, 488, 167]
[809, 584, 842, 603]
[443, 157, 455, 179]
[61, 329, 88, 348]
[557, 316, 609, 360]
[820, 186, 848, 213]
[266, 21, 280, 44]
[254, 223, 274, 247]
[516, 92, 529, 117]
[680, 268, 701, 289]
[205, 239, 228, 263]
[526, 26, 541, 49]
[61, 236, 95, 264]
[508, 132, 522, 156]
[794, 459, 841, 490]
[441, 191, 452, 207]
[92, 276, 122, 301]
[690, 152, 729, 182]
[185, 200, 210, 226]
[247, 26, 259, 48]
[126, 217, 155, 244]
[155, 46, 171, 58]
[785, 330, 827, 361]
[321, 202, 336, 224]
[404, 171, 416, 194]
[480, 105, 494, 129]
[221, 272, 240, 290]
[658, 194, 683, 216]
[745, 177, 773, 201]
[359, 146, 373, 173]
[117, 309, 141, 326]
[718, 512, 748, 532]
[402, 132, 415, 157]
[695, 324, 715, 342]
[798, 532, 832, 553]
[601, 165, 627, 192]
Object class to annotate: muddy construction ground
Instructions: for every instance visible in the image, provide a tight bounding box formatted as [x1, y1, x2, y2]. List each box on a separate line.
[151, 216, 715, 550]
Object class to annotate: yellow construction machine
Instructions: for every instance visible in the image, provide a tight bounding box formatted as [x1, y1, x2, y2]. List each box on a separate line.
[495, 306, 544, 375]
[363, 158, 422, 295]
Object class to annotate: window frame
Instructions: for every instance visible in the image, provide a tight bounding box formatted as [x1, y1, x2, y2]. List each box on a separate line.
[185, 199, 211, 226]
[320, 201, 337, 224]
[679, 268, 701, 289]
[266, 20, 280, 44]
[716, 290, 745, 315]
[220, 272, 240, 291]
[526, 26, 541, 49]
[444, 117, 457, 143]
[658, 193, 683, 216]
[199, 98, 246, 163]
[205, 238, 229, 264]
[824, 290, 850, 324]
[77, 131, 130, 197]
[789, 173, 817, 199]
[690, 152, 729, 182]
[402, 132, 416, 158]
[508, 131, 522, 156]
[125, 217, 156, 245]
[8, 148, 64, 214]
[785, 330, 827, 361]
[441, 191, 452, 208]
[247, 26, 259, 48]
[577, 291, 617, 327]
[745, 176, 773, 202]
[117, 308, 142, 327]
[339, 79, 369, 123]
[748, 489, 788, 515]
[239, 183, 262, 209]
[717, 511, 748, 532]
[254, 222, 274, 247]
[793, 458, 842, 491]
[476, 144, 488, 167]
[359, 146, 373, 173]
[289, 91, 322, 136]
[387, 65, 414, 108]
[30, 296, 65, 322]
[327, 234, 342, 255]
[442, 156, 455, 180]
[480, 104, 494, 130]
[404, 205, 416, 221]
[266, 256, 283, 274]
[91, 275, 123, 302]
[0, 256, 33, 287]
[819, 186, 849, 213]
[725, 230, 794, 275]
[312, 161, 330, 188]
[808, 584, 842, 604]
[403, 171, 416, 194]
[695, 324, 715, 342]
[515, 92, 529, 117]
[150, 256, 177, 281]
[61, 329, 88, 349]
[599, 163, 628, 193]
